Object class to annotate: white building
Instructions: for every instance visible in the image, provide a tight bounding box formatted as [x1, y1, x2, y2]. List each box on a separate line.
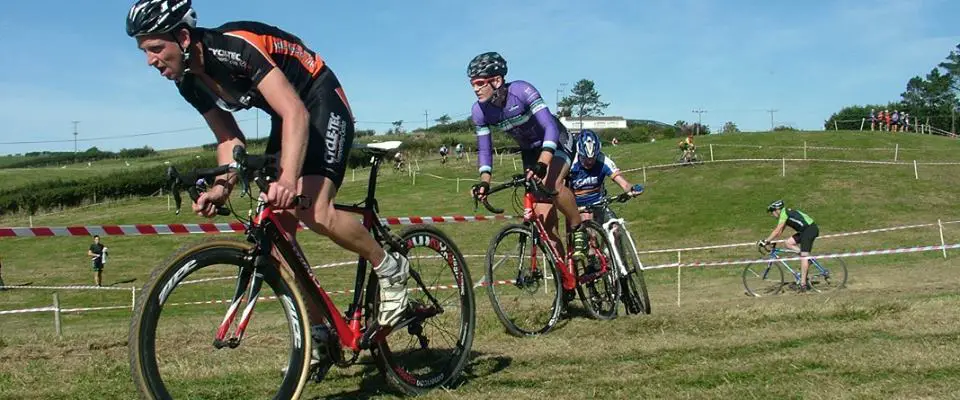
[559, 116, 628, 131]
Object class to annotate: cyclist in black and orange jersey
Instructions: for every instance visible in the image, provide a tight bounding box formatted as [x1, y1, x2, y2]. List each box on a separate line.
[126, 0, 411, 329]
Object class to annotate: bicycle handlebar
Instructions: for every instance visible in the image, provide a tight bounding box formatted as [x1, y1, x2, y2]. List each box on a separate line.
[471, 174, 556, 214]
[167, 145, 305, 215]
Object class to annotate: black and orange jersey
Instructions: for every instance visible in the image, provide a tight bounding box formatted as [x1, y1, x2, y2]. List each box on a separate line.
[177, 21, 328, 116]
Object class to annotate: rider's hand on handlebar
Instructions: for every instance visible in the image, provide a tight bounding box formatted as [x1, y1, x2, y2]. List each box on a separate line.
[193, 184, 230, 218]
[757, 239, 769, 248]
[266, 178, 299, 209]
[524, 162, 548, 184]
[471, 181, 490, 202]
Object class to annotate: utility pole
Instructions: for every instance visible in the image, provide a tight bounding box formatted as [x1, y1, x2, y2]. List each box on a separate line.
[424, 110, 429, 130]
[767, 109, 779, 131]
[71, 121, 80, 154]
[556, 82, 567, 113]
[691, 109, 707, 135]
[255, 110, 259, 140]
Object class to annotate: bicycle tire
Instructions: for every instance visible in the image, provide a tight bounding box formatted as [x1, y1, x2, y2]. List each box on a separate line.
[367, 225, 476, 395]
[576, 220, 621, 320]
[742, 260, 785, 297]
[809, 256, 848, 292]
[612, 225, 651, 315]
[484, 223, 563, 337]
[129, 239, 312, 400]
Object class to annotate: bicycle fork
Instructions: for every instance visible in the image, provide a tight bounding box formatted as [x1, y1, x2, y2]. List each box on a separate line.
[213, 240, 274, 349]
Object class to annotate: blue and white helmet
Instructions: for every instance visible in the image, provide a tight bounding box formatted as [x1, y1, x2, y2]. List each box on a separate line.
[577, 130, 601, 159]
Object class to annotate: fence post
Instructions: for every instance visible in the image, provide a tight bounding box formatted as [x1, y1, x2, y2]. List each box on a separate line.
[709, 144, 714, 161]
[131, 286, 137, 311]
[894, 143, 899, 161]
[352, 169, 355, 182]
[29, 215, 33, 228]
[782, 157, 786, 177]
[914, 160, 919, 180]
[512, 157, 517, 171]
[860, 118, 865, 131]
[642, 166, 647, 184]
[804, 141, 807, 160]
[415, 159, 420, 171]
[412, 171, 417, 186]
[834, 120, 839, 131]
[939, 219, 948, 259]
[676, 251, 682, 307]
[456, 178, 460, 193]
[53, 293, 62, 337]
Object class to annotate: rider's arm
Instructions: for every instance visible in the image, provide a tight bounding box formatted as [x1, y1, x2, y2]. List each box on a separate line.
[521, 82, 559, 166]
[472, 104, 493, 181]
[201, 108, 247, 191]
[602, 156, 633, 193]
[257, 68, 309, 187]
[764, 212, 789, 242]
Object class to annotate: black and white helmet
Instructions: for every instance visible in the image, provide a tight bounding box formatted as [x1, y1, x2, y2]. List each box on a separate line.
[126, 0, 197, 37]
[467, 52, 508, 78]
[767, 200, 784, 212]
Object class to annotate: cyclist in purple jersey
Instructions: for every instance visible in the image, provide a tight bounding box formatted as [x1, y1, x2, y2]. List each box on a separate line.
[467, 52, 587, 259]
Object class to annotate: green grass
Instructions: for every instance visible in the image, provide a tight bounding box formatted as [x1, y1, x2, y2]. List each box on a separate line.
[2, 130, 960, 399]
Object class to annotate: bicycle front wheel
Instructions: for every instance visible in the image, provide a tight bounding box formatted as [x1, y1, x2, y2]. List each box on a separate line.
[129, 239, 312, 400]
[485, 223, 563, 337]
[743, 260, 785, 297]
[368, 225, 475, 395]
[612, 225, 651, 315]
[576, 220, 621, 320]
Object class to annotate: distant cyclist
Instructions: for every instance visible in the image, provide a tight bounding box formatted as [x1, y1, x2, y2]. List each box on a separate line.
[569, 130, 643, 223]
[455, 143, 464, 160]
[759, 200, 820, 292]
[439, 145, 449, 164]
[467, 52, 587, 259]
[678, 134, 696, 163]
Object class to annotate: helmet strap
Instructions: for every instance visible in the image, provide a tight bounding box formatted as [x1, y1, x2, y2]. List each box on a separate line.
[490, 82, 507, 107]
[171, 29, 193, 74]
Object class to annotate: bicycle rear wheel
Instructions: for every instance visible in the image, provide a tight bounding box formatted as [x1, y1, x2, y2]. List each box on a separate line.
[808, 256, 847, 292]
[576, 220, 621, 320]
[485, 223, 563, 337]
[742, 260, 785, 297]
[367, 225, 475, 395]
[612, 225, 651, 315]
[129, 239, 312, 400]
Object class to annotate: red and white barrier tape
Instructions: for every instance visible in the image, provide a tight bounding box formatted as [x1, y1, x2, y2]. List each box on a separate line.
[636, 220, 960, 255]
[620, 157, 960, 174]
[0, 285, 131, 291]
[0, 215, 514, 237]
[643, 242, 960, 271]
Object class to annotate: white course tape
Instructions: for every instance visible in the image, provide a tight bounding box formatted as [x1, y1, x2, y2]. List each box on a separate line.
[643, 242, 960, 271]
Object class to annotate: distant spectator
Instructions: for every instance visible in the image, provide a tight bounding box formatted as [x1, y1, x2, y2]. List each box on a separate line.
[611, 137, 620, 146]
[903, 113, 910, 132]
[884, 109, 891, 132]
[87, 235, 107, 287]
[891, 110, 900, 132]
[869, 109, 876, 131]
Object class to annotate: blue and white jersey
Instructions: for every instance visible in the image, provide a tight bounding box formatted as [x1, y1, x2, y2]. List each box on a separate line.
[569, 154, 621, 207]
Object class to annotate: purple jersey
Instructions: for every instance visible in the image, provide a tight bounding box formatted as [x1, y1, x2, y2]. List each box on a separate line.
[471, 80, 572, 174]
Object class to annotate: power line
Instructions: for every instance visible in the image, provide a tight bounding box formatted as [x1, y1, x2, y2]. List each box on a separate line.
[691, 109, 707, 134]
[0, 117, 256, 145]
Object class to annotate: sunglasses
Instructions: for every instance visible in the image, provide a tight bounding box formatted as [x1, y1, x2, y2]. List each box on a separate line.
[470, 77, 497, 88]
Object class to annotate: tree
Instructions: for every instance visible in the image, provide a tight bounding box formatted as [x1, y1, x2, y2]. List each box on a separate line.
[900, 68, 958, 129]
[434, 114, 452, 125]
[391, 120, 404, 135]
[356, 129, 376, 137]
[557, 79, 610, 117]
[938, 43, 960, 92]
[674, 120, 688, 129]
[722, 121, 740, 134]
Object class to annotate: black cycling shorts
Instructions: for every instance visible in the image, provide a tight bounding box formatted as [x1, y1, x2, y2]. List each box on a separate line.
[792, 224, 819, 253]
[265, 68, 354, 188]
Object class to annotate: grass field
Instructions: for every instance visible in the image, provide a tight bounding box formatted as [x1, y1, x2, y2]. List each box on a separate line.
[2, 131, 960, 399]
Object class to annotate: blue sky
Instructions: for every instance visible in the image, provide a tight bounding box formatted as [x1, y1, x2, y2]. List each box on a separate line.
[1, 0, 958, 154]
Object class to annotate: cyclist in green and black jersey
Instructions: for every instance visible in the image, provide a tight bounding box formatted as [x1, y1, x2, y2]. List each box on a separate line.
[759, 200, 820, 291]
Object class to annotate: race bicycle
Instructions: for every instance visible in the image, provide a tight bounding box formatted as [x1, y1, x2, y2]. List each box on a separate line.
[129, 142, 475, 399]
[475, 175, 619, 337]
[743, 242, 848, 296]
[579, 189, 651, 315]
